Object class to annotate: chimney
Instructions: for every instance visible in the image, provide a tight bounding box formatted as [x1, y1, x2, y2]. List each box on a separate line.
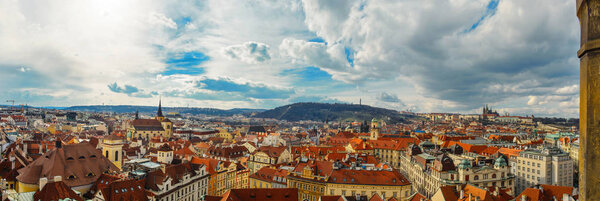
[521, 195, 527, 201]
[23, 143, 27, 155]
[468, 193, 473, 201]
[494, 186, 499, 196]
[54, 175, 62, 182]
[459, 190, 464, 199]
[474, 195, 480, 201]
[55, 140, 62, 149]
[562, 193, 570, 201]
[39, 177, 48, 189]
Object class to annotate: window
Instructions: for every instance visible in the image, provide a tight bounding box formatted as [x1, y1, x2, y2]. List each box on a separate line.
[115, 151, 119, 161]
[474, 175, 479, 180]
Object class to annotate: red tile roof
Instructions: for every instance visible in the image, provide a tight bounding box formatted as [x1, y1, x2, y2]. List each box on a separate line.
[249, 167, 289, 185]
[219, 188, 298, 201]
[327, 169, 410, 186]
[34, 181, 84, 201]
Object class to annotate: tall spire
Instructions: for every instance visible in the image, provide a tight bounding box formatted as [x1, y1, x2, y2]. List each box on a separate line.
[135, 110, 139, 119]
[157, 97, 163, 117]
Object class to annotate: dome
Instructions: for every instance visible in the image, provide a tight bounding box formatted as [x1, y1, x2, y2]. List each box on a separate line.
[457, 159, 472, 170]
[371, 118, 378, 123]
[494, 156, 507, 167]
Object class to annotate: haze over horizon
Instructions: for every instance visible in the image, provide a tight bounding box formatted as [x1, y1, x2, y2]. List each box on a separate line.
[0, 0, 579, 117]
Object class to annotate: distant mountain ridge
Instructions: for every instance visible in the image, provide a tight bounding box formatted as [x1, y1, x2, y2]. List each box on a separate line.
[252, 102, 413, 123]
[62, 105, 265, 116]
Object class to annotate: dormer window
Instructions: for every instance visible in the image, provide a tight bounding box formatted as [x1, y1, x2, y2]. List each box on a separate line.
[79, 156, 85, 160]
[66, 157, 74, 161]
[90, 155, 97, 158]
[87, 172, 94, 177]
[68, 175, 76, 179]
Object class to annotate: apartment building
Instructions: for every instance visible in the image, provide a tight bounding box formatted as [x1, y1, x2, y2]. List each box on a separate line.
[514, 147, 573, 194]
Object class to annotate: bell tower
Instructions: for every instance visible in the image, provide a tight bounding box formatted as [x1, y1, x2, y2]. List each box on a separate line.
[576, 0, 600, 199]
[155, 98, 165, 122]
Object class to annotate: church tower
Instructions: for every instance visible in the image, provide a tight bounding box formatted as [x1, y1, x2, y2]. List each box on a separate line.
[370, 118, 381, 140]
[155, 98, 165, 122]
[102, 134, 124, 170]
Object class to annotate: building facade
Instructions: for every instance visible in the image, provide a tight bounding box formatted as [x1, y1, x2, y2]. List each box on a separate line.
[514, 147, 573, 194]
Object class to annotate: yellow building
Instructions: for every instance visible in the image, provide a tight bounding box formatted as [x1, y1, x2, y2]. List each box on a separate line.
[287, 160, 412, 201]
[127, 99, 173, 140]
[216, 129, 233, 142]
[249, 167, 289, 188]
[192, 157, 248, 196]
[247, 146, 292, 174]
[101, 134, 125, 170]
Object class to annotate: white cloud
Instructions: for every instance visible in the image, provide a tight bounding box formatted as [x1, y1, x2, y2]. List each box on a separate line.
[223, 41, 271, 64]
[0, 0, 581, 117]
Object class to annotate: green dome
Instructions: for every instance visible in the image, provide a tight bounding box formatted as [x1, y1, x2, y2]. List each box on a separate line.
[495, 156, 507, 167]
[457, 159, 472, 169]
[371, 118, 378, 122]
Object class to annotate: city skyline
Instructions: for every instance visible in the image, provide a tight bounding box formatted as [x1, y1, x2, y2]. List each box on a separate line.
[0, 0, 580, 117]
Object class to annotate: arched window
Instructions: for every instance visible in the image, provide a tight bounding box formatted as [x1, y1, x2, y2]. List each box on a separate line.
[492, 174, 497, 178]
[474, 175, 479, 180]
[105, 151, 109, 158]
[115, 151, 119, 161]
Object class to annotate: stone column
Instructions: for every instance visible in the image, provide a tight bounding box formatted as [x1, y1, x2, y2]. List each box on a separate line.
[577, 0, 600, 200]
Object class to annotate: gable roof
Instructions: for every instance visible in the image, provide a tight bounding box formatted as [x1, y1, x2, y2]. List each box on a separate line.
[17, 142, 119, 187]
[34, 181, 84, 201]
[220, 188, 298, 201]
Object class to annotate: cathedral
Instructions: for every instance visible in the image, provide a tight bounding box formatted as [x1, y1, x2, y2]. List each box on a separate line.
[126, 99, 173, 141]
[482, 104, 499, 116]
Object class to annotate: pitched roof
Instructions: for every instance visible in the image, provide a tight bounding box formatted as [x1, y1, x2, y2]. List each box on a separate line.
[408, 192, 429, 201]
[369, 194, 383, 201]
[320, 195, 346, 201]
[254, 146, 287, 158]
[34, 181, 84, 201]
[327, 169, 410, 186]
[220, 188, 298, 201]
[249, 167, 289, 184]
[132, 119, 164, 131]
[99, 178, 148, 201]
[515, 188, 542, 201]
[17, 142, 119, 187]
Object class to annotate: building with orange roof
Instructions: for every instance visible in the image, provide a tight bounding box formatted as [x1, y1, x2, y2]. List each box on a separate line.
[248, 146, 292, 173]
[399, 145, 514, 198]
[219, 188, 298, 201]
[287, 159, 412, 201]
[370, 137, 420, 168]
[249, 166, 289, 188]
[515, 184, 577, 201]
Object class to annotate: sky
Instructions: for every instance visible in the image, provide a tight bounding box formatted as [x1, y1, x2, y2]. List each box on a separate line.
[0, 0, 580, 117]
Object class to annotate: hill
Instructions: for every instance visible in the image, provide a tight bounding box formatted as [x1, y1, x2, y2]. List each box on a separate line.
[62, 105, 265, 116]
[252, 102, 413, 123]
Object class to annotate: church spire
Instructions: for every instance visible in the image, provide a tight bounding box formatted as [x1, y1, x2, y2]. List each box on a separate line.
[157, 98, 164, 117]
[135, 110, 139, 119]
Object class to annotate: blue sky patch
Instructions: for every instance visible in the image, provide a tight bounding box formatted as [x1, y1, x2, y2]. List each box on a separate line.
[466, 0, 500, 32]
[345, 47, 355, 67]
[196, 78, 294, 99]
[308, 37, 327, 45]
[162, 51, 209, 76]
[281, 67, 332, 83]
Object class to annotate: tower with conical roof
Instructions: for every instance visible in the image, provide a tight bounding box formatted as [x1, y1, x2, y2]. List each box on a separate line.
[155, 98, 165, 122]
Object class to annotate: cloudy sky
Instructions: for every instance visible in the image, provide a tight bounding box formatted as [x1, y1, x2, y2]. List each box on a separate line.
[0, 0, 580, 117]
